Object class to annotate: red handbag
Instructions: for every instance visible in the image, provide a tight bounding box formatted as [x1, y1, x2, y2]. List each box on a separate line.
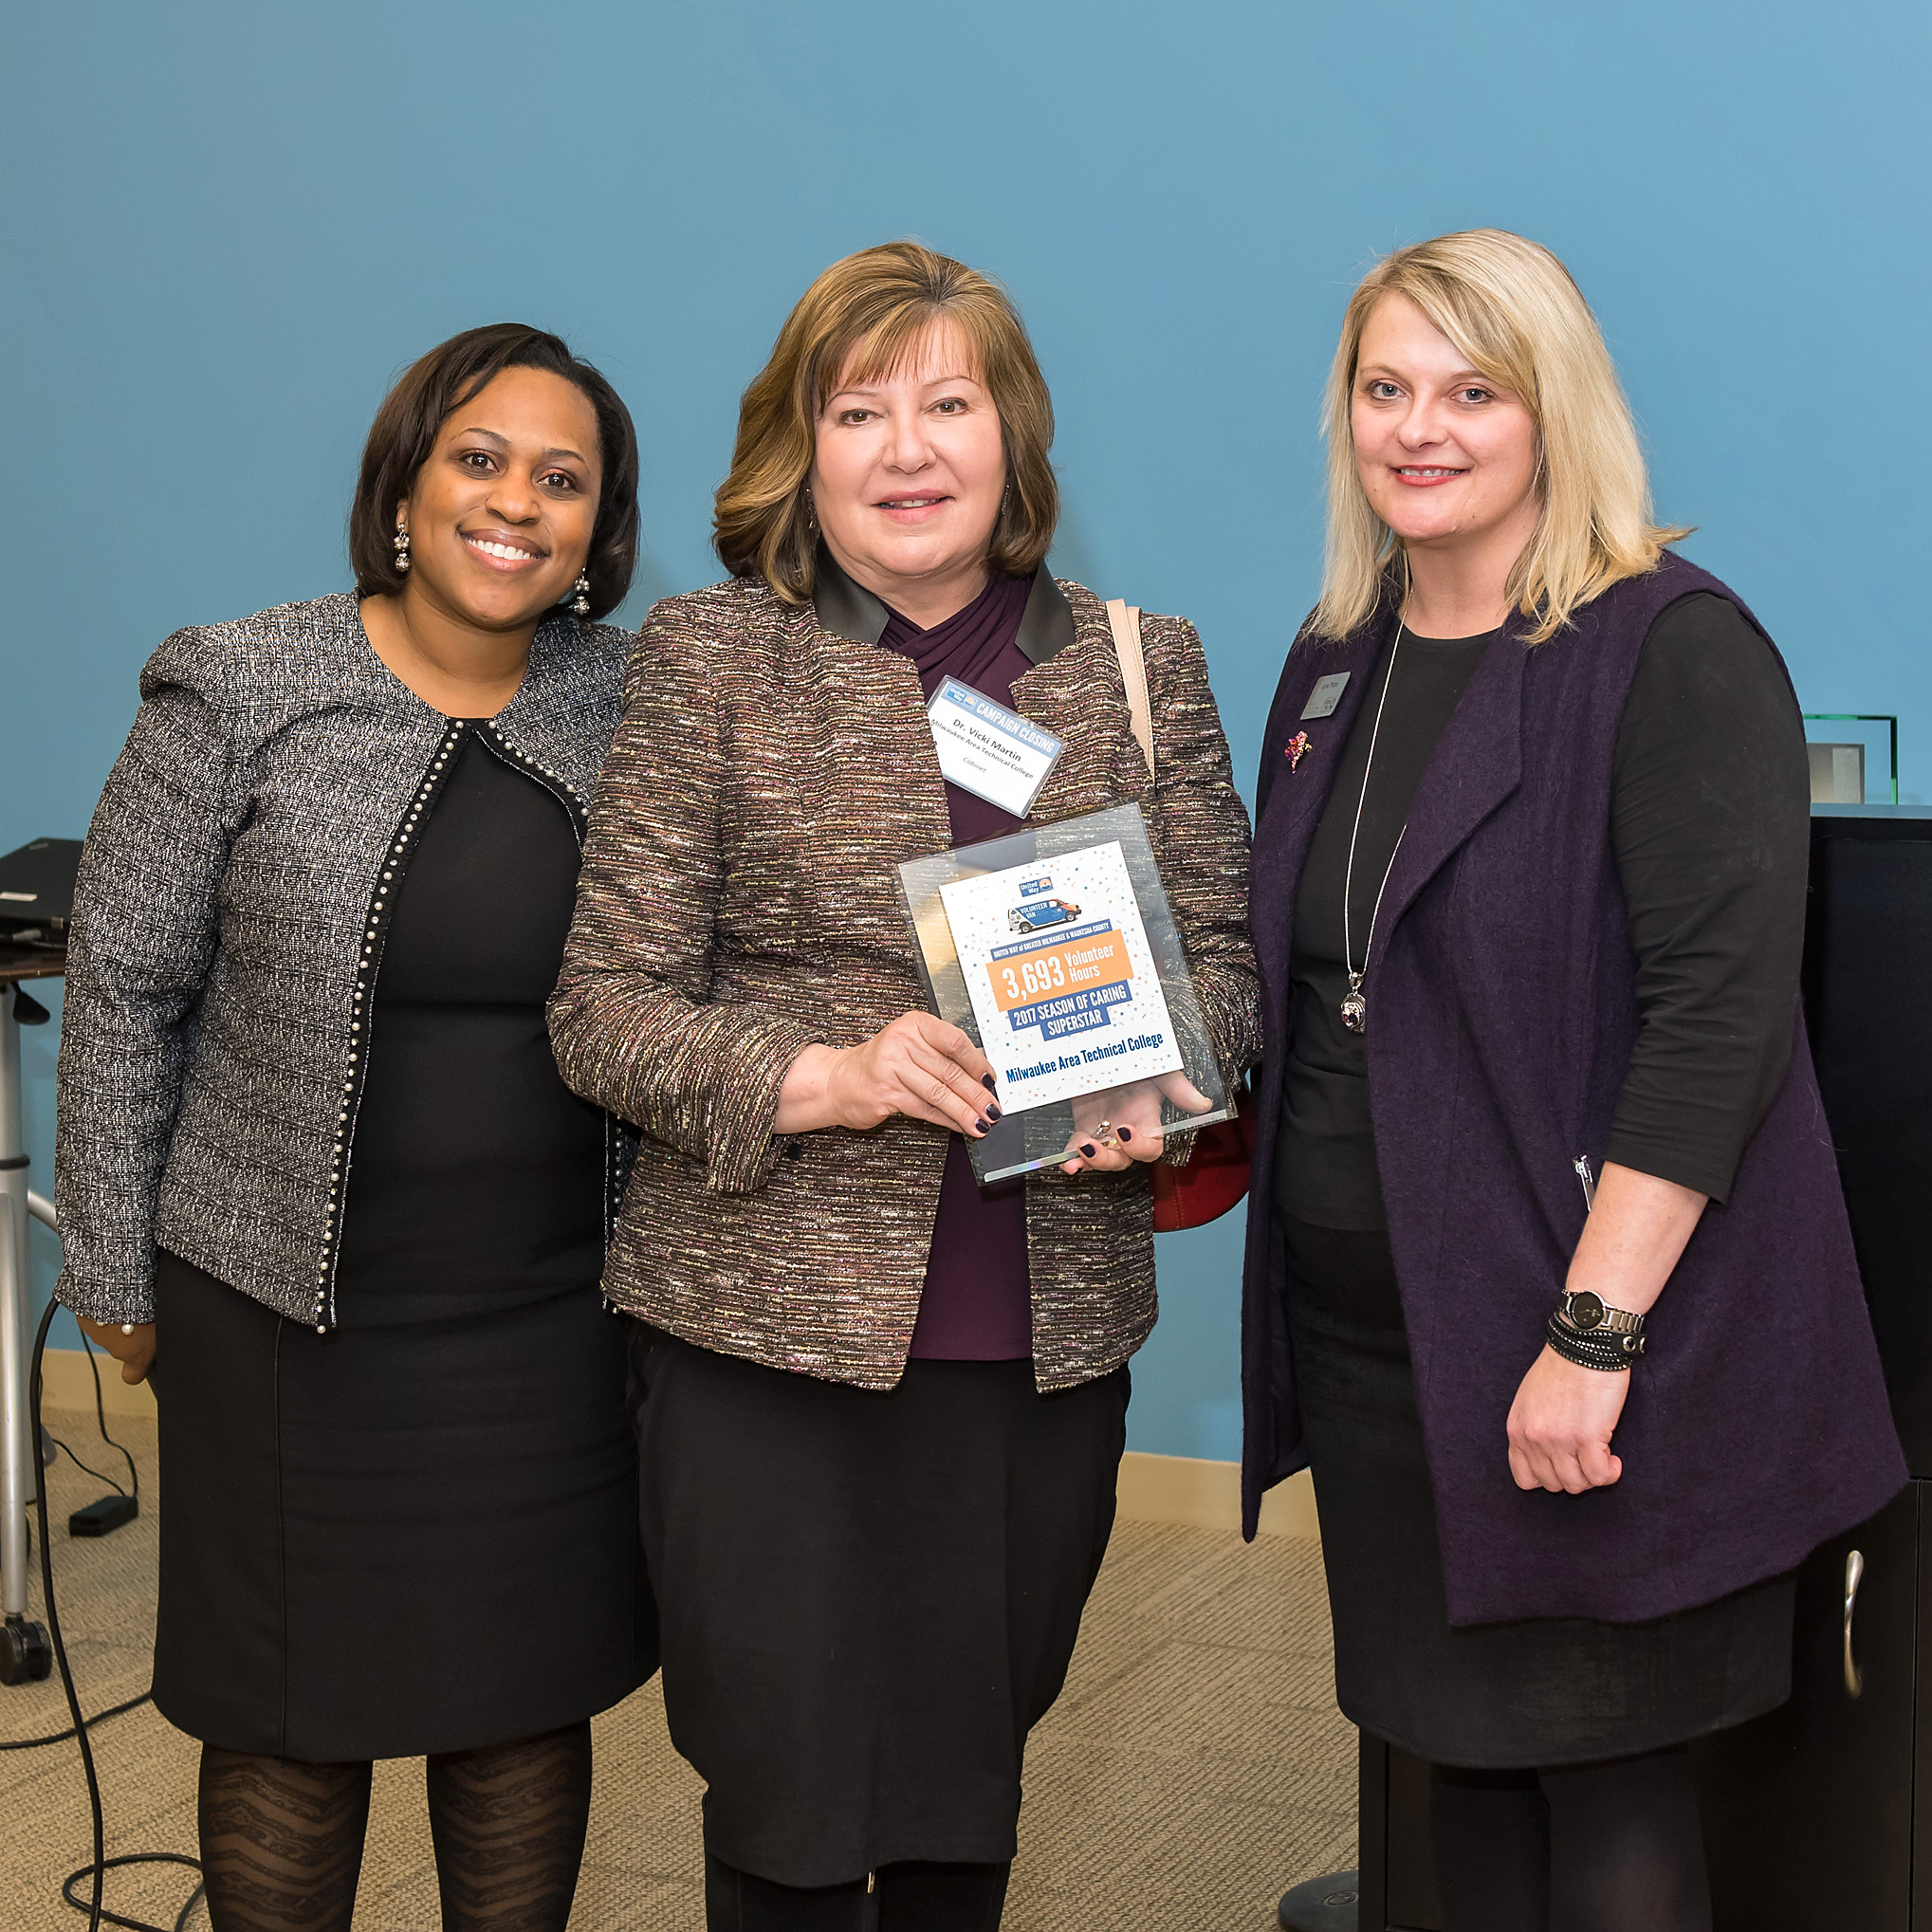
[1152, 1087, 1257, 1231]
[1104, 598, 1255, 1231]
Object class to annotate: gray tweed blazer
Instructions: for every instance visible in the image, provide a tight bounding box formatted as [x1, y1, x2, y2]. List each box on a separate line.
[55, 591, 630, 1328]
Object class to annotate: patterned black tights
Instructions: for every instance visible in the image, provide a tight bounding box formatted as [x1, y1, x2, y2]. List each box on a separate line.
[425, 1723, 594, 1930]
[198, 1722, 592, 1932]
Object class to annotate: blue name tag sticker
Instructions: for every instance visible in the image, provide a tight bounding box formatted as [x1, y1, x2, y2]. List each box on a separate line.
[926, 677, 1067, 819]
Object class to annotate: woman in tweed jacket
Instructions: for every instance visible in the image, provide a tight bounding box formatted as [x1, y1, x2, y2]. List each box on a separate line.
[55, 326, 655, 1932]
[550, 244, 1260, 1930]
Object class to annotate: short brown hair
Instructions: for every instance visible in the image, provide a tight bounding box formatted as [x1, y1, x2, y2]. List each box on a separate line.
[349, 323, 640, 621]
[714, 242, 1058, 600]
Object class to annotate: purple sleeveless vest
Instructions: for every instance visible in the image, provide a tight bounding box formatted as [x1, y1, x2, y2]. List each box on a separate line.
[1242, 552, 1906, 1625]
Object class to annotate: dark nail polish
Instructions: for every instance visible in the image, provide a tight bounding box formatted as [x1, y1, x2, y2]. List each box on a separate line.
[1117, 1127, 1132, 1142]
[974, 1117, 990, 1134]
[986, 1104, 1003, 1121]
[982, 1075, 997, 1093]
[1080, 1143, 1097, 1158]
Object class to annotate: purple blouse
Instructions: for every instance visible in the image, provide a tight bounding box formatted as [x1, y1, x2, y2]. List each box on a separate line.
[876, 573, 1036, 1361]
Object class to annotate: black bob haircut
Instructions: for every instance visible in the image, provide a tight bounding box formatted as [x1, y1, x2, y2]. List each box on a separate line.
[348, 323, 639, 622]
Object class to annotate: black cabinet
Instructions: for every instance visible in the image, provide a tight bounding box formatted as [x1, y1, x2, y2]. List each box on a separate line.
[1694, 1484, 1919, 1931]
[1804, 818, 1932, 1472]
[1354, 813, 1932, 1929]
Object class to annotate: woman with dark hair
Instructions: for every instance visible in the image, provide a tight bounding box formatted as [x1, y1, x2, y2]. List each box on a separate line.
[55, 323, 654, 1932]
[550, 241, 1260, 1930]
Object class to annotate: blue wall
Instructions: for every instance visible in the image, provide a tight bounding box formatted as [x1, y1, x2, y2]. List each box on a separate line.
[4, 1, 1926, 1456]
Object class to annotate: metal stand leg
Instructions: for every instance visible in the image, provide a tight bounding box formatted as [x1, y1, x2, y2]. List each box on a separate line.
[0, 980, 52, 1683]
[1278, 1734, 1385, 1928]
[1278, 1873, 1362, 1930]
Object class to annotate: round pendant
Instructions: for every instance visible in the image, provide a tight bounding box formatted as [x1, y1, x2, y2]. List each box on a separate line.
[1340, 991, 1366, 1034]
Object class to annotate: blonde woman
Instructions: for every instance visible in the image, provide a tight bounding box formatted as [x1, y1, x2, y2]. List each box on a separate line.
[1242, 230, 1903, 1930]
[550, 242, 1258, 1929]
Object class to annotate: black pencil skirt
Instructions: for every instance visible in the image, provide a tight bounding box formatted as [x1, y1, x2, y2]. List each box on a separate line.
[1282, 1213, 1796, 1768]
[628, 1322, 1127, 1888]
[150, 1252, 657, 1762]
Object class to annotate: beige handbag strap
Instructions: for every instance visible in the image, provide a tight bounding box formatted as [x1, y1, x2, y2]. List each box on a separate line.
[1104, 598, 1155, 778]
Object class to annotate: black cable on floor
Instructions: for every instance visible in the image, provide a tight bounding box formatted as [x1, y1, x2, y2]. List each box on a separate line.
[46, 1434, 129, 1500]
[0, 1687, 153, 1751]
[5, 1347, 151, 1748]
[61, 1853, 206, 1932]
[75, 1333, 140, 1503]
[29, 1298, 204, 1932]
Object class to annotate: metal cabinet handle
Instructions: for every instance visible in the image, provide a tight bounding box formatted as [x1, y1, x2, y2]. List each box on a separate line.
[1844, 1548, 1865, 1698]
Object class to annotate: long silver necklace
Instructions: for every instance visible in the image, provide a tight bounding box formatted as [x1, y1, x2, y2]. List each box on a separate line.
[1339, 619, 1406, 1035]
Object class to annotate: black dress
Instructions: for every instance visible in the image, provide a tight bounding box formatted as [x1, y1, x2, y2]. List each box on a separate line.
[152, 728, 656, 1762]
[1273, 594, 1807, 1767]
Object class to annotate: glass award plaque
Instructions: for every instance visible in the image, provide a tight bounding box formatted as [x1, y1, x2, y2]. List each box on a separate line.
[895, 802, 1232, 1184]
[1804, 714, 1898, 805]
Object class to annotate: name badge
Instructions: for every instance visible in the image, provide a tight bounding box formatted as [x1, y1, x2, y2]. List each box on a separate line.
[1301, 672, 1351, 720]
[926, 677, 1067, 819]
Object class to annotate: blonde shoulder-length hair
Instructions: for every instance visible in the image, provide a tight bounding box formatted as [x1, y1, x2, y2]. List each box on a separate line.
[1315, 229, 1688, 644]
[714, 241, 1058, 601]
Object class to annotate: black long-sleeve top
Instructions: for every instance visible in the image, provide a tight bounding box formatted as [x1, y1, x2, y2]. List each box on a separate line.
[1274, 592, 1811, 1233]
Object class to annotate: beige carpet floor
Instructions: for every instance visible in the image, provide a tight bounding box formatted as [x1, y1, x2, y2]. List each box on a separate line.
[2, 1408, 1354, 1929]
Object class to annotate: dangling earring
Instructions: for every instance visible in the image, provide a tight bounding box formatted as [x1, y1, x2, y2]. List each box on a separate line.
[393, 525, 411, 574]
[570, 571, 591, 617]
[803, 487, 819, 538]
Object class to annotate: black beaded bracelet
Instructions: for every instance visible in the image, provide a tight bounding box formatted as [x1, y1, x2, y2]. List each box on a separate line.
[1545, 1316, 1636, 1373]
[1551, 1309, 1646, 1357]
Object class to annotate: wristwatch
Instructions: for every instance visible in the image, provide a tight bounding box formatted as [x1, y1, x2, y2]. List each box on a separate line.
[1560, 1290, 1645, 1337]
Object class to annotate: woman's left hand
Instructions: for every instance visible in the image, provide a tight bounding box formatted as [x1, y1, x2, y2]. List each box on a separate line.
[1505, 1163, 1704, 1492]
[1505, 1347, 1628, 1493]
[1058, 1071, 1213, 1175]
[74, 1316, 156, 1386]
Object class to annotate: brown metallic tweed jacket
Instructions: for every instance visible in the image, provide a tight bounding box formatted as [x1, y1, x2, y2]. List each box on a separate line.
[548, 571, 1260, 1392]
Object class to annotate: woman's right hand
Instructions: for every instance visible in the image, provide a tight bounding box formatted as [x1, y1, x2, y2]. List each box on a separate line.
[776, 1014, 999, 1138]
[74, 1316, 156, 1386]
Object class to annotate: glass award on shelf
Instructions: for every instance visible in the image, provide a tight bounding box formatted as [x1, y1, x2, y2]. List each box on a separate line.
[895, 802, 1231, 1184]
[1803, 714, 1898, 806]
